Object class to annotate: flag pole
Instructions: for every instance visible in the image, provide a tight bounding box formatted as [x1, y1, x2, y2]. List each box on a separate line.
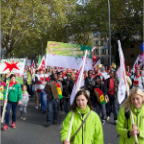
[1, 75, 10, 123]
[118, 40, 138, 144]
[67, 50, 88, 141]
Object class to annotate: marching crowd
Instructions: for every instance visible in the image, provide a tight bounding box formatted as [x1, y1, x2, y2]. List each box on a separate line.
[0, 63, 144, 144]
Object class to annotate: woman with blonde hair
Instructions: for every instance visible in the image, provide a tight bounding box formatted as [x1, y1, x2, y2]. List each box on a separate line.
[116, 87, 144, 144]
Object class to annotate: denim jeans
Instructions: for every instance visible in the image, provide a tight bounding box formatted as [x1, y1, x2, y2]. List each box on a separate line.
[20, 106, 27, 116]
[47, 99, 59, 123]
[90, 96, 96, 112]
[38, 90, 47, 111]
[106, 94, 118, 120]
[96, 102, 106, 120]
[5, 101, 18, 125]
[63, 97, 70, 114]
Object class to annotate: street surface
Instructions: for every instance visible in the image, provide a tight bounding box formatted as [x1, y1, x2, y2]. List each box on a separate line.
[1, 99, 119, 144]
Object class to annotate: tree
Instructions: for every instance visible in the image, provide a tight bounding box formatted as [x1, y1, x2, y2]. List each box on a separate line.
[1, 0, 76, 58]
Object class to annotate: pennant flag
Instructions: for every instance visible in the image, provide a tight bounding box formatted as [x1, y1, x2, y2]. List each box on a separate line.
[38, 55, 42, 65]
[0, 59, 26, 74]
[94, 88, 106, 105]
[70, 50, 87, 105]
[38, 57, 45, 70]
[91, 47, 96, 54]
[32, 60, 35, 68]
[117, 40, 127, 104]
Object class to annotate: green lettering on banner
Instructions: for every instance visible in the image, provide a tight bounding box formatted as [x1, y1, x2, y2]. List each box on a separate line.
[47, 41, 92, 59]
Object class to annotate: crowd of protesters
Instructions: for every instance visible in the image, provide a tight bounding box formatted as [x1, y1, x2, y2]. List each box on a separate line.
[0, 63, 144, 143]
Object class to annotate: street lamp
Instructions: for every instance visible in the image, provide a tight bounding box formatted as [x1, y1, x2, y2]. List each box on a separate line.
[65, 24, 71, 43]
[108, 0, 111, 66]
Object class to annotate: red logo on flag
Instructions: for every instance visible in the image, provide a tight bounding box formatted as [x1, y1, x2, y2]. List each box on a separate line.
[3, 60, 20, 72]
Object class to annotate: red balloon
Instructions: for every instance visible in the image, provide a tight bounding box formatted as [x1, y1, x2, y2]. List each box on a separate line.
[93, 55, 97, 62]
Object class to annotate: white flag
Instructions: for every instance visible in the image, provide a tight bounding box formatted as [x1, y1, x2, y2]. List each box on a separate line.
[70, 50, 87, 105]
[0, 58, 26, 74]
[132, 55, 140, 74]
[91, 47, 96, 54]
[117, 40, 126, 104]
[93, 59, 101, 68]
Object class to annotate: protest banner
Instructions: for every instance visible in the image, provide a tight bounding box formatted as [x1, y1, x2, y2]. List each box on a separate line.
[0, 59, 26, 74]
[1, 58, 25, 123]
[46, 41, 92, 70]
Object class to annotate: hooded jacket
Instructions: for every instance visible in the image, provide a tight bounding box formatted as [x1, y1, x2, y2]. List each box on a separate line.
[116, 104, 144, 144]
[61, 106, 104, 144]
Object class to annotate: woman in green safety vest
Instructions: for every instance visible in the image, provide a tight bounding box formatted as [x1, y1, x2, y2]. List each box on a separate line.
[0, 76, 6, 121]
[116, 88, 144, 144]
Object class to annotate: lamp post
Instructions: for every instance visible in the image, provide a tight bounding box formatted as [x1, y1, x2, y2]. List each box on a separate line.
[108, 0, 111, 66]
[65, 24, 71, 43]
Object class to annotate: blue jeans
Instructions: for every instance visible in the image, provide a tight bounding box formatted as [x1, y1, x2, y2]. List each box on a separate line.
[20, 106, 27, 116]
[5, 101, 18, 125]
[38, 90, 47, 111]
[47, 99, 59, 123]
[96, 102, 106, 120]
[106, 94, 118, 120]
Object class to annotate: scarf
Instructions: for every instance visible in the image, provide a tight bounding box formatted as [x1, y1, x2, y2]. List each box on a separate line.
[131, 104, 143, 114]
[76, 105, 90, 114]
[22, 91, 26, 94]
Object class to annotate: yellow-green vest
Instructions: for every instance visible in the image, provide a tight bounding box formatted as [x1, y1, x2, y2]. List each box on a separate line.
[0, 85, 4, 100]
[27, 73, 31, 85]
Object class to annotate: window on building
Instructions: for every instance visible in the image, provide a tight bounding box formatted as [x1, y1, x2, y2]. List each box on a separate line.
[93, 32, 99, 37]
[131, 45, 134, 48]
[94, 49, 99, 55]
[101, 49, 106, 55]
[94, 40, 99, 46]
[101, 41, 103, 46]
[131, 54, 134, 58]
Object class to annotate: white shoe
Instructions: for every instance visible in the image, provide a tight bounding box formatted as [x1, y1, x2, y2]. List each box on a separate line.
[114, 120, 118, 123]
[107, 116, 110, 121]
[23, 117, 26, 120]
[35, 106, 38, 109]
[20, 117, 23, 119]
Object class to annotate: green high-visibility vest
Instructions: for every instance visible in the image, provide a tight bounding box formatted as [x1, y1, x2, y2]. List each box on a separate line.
[27, 73, 31, 85]
[0, 85, 4, 100]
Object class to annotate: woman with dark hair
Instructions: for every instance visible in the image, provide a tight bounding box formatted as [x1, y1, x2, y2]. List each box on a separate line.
[2, 74, 22, 130]
[61, 89, 103, 144]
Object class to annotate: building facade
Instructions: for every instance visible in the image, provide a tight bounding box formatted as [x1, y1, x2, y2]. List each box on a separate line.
[91, 32, 109, 66]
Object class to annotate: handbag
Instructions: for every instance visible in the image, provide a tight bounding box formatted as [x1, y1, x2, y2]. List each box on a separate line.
[70, 110, 91, 143]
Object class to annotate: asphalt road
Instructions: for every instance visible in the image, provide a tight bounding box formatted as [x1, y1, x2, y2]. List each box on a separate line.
[1, 99, 119, 144]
